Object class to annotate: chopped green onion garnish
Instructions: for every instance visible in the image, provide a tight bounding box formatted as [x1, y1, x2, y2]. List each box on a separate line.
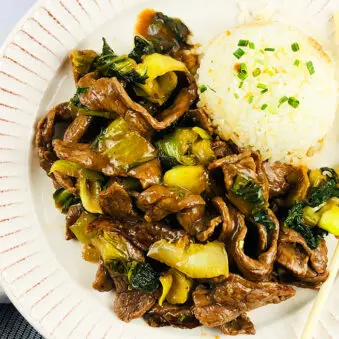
[288, 97, 300, 108]
[264, 48, 275, 52]
[261, 104, 268, 110]
[261, 88, 268, 94]
[234, 93, 239, 99]
[306, 61, 315, 75]
[199, 85, 207, 93]
[238, 40, 249, 47]
[239, 81, 244, 88]
[291, 42, 300, 52]
[252, 68, 261, 77]
[278, 96, 288, 107]
[294, 59, 300, 66]
[257, 83, 267, 90]
[238, 63, 248, 80]
[249, 42, 255, 49]
[233, 48, 245, 59]
[248, 95, 254, 104]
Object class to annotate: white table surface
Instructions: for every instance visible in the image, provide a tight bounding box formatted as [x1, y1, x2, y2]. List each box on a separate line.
[0, 0, 37, 302]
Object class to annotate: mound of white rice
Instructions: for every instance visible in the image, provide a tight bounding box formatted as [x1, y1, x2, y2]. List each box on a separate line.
[198, 21, 338, 164]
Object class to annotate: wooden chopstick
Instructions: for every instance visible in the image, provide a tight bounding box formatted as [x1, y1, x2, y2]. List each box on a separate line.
[301, 241, 339, 339]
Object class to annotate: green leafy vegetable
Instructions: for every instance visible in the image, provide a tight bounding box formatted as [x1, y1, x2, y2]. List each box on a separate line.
[93, 38, 147, 85]
[70, 87, 89, 108]
[93, 117, 157, 171]
[284, 203, 328, 249]
[69, 212, 98, 244]
[53, 188, 80, 214]
[128, 36, 155, 63]
[156, 127, 214, 169]
[308, 167, 339, 207]
[50, 160, 104, 181]
[253, 209, 275, 232]
[231, 175, 265, 206]
[128, 262, 160, 292]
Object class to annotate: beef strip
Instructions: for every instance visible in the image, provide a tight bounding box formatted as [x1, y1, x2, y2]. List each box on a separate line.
[230, 208, 279, 281]
[65, 203, 82, 240]
[98, 182, 137, 219]
[219, 314, 255, 336]
[111, 275, 129, 293]
[136, 185, 205, 222]
[128, 159, 162, 189]
[63, 115, 93, 143]
[92, 261, 114, 292]
[212, 197, 233, 242]
[211, 140, 234, 159]
[276, 227, 328, 288]
[53, 172, 77, 194]
[176, 205, 205, 236]
[35, 102, 73, 172]
[87, 216, 189, 252]
[263, 162, 294, 197]
[144, 303, 200, 329]
[53, 139, 119, 176]
[185, 108, 214, 134]
[193, 274, 295, 328]
[114, 290, 156, 322]
[209, 151, 269, 215]
[78, 75, 196, 131]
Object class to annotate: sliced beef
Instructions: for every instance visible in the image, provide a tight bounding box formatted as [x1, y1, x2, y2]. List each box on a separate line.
[78, 76, 196, 131]
[212, 197, 233, 242]
[128, 159, 161, 189]
[276, 227, 328, 288]
[98, 182, 137, 219]
[136, 185, 205, 222]
[219, 314, 255, 336]
[65, 203, 82, 240]
[192, 274, 295, 329]
[63, 115, 92, 143]
[209, 151, 269, 215]
[263, 162, 294, 197]
[185, 108, 214, 134]
[176, 205, 205, 236]
[111, 275, 129, 293]
[211, 140, 234, 159]
[196, 216, 222, 242]
[53, 172, 76, 194]
[230, 208, 279, 281]
[35, 102, 73, 172]
[144, 303, 200, 329]
[92, 262, 114, 292]
[114, 290, 156, 322]
[87, 217, 189, 252]
[53, 140, 118, 176]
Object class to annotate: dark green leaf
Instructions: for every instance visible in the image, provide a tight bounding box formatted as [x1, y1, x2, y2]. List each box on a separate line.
[252, 209, 275, 232]
[128, 36, 155, 63]
[128, 262, 160, 292]
[231, 175, 265, 206]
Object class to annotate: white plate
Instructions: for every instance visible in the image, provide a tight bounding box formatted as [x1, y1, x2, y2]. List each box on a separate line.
[1, 0, 339, 338]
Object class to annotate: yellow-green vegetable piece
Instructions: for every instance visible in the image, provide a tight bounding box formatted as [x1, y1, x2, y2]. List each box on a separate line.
[91, 231, 136, 264]
[50, 160, 104, 181]
[70, 49, 97, 82]
[192, 127, 212, 140]
[70, 212, 98, 244]
[191, 140, 215, 165]
[303, 206, 321, 226]
[318, 205, 339, 236]
[309, 169, 326, 188]
[148, 239, 229, 278]
[94, 118, 157, 171]
[166, 269, 192, 304]
[79, 176, 103, 214]
[163, 165, 208, 194]
[134, 53, 187, 105]
[159, 272, 173, 306]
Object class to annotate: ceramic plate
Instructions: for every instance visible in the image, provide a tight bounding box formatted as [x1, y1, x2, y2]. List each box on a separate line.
[1, 0, 339, 338]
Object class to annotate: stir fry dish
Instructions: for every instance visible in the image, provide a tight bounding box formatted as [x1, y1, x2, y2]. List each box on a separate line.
[35, 9, 339, 336]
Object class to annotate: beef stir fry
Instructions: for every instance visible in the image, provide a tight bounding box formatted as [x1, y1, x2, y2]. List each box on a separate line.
[35, 9, 339, 336]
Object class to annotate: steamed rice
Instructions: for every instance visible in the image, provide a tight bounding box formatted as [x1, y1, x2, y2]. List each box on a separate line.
[198, 21, 338, 164]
